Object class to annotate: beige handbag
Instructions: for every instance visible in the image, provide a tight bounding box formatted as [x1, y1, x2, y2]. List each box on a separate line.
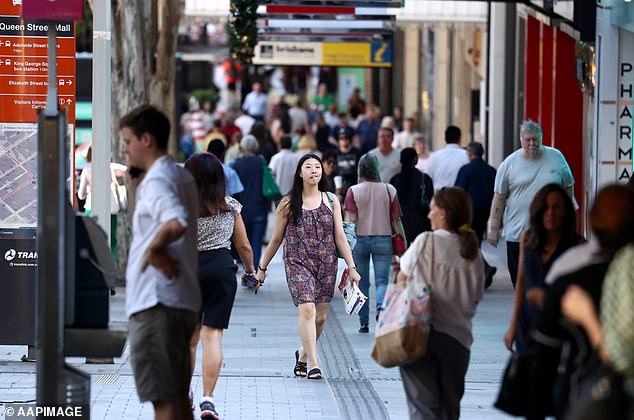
[371, 232, 434, 368]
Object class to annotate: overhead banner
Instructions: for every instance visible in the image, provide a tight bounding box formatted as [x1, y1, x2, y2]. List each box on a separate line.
[253, 41, 392, 67]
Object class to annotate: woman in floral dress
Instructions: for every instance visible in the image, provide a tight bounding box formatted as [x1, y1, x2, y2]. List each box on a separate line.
[257, 153, 360, 380]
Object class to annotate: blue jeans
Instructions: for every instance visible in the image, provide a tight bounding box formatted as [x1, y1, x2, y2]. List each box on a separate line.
[353, 235, 392, 326]
[242, 213, 267, 268]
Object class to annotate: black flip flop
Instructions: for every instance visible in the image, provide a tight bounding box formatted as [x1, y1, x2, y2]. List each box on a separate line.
[294, 349, 307, 377]
[307, 368, 322, 380]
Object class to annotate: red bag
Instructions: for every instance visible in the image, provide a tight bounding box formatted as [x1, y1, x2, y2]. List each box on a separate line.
[386, 185, 406, 256]
[392, 233, 407, 256]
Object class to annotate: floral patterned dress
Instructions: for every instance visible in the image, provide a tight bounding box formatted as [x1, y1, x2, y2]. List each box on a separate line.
[284, 194, 338, 306]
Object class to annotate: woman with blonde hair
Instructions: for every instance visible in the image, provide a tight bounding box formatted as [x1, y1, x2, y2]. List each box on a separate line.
[295, 134, 320, 159]
[397, 187, 485, 420]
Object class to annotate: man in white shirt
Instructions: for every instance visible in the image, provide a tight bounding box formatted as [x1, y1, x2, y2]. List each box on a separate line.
[234, 111, 255, 136]
[268, 134, 299, 195]
[425, 126, 469, 190]
[392, 117, 417, 149]
[242, 82, 267, 121]
[120, 105, 200, 419]
[369, 127, 401, 183]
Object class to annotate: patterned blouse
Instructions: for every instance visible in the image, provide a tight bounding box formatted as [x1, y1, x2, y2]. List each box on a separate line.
[601, 243, 634, 397]
[196, 196, 242, 251]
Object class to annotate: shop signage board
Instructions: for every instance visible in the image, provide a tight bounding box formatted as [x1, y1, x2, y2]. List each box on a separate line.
[260, 0, 404, 6]
[253, 40, 392, 67]
[0, 0, 76, 345]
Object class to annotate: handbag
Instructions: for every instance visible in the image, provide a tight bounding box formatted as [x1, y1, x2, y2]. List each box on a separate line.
[261, 157, 282, 201]
[371, 232, 433, 368]
[386, 184, 406, 256]
[325, 191, 357, 258]
[567, 361, 631, 420]
[494, 352, 536, 416]
[110, 166, 127, 214]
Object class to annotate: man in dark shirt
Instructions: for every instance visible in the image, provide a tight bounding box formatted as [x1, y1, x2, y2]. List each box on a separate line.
[322, 150, 338, 194]
[336, 128, 362, 200]
[455, 142, 497, 287]
[357, 104, 381, 154]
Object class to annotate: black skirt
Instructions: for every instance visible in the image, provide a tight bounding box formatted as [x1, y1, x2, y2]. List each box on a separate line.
[198, 248, 238, 329]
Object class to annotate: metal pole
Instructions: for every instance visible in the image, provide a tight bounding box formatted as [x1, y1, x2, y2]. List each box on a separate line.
[92, 0, 113, 241]
[37, 25, 63, 406]
[45, 26, 58, 117]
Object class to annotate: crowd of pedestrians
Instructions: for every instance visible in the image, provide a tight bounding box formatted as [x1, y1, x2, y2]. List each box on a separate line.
[118, 79, 633, 420]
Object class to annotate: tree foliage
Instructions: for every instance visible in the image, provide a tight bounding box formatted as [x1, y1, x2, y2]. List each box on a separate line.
[227, 0, 258, 64]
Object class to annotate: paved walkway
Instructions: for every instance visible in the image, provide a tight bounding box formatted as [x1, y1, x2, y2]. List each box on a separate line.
[0, 242, 515, 419]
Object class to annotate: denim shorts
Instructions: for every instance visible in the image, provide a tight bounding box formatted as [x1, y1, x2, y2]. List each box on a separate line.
[129, 304, 197, 402]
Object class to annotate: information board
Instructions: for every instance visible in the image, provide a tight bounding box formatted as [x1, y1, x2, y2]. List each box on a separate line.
[0, 0, 76, 345]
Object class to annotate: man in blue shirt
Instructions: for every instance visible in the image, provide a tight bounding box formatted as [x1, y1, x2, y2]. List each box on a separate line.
[455, 142, 497, 288]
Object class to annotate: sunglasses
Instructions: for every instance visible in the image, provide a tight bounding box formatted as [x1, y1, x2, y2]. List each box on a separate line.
[325, 160, 336, 165]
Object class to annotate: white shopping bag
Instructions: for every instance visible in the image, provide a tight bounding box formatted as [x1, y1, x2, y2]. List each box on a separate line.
[338, 269, 367, 315]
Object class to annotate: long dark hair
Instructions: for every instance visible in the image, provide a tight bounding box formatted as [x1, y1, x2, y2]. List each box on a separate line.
[434, 187, 479, 260]
[287, 153, 329, 224]
[524, 184, 576, 251]
[184, 153, 229, 216]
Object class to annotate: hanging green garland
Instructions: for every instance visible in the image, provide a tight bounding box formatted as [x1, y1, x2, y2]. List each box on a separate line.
[227, 0, 258, 65]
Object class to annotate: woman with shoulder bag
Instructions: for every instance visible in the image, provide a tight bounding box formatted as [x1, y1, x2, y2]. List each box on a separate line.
[344, 153, 406, 333]
[256, 154, 360, 380]
[397, 187, 485, 420]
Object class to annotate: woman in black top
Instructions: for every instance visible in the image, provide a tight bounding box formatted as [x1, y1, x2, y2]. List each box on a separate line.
[504, 183, 580, 353]
[390, 148, 434, 245]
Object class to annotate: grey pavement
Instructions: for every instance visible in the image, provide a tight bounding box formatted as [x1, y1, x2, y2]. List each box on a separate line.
[0, 241, 516, 419]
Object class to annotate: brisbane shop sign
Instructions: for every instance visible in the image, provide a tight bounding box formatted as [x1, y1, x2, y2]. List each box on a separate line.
[253, 41, 392, 67]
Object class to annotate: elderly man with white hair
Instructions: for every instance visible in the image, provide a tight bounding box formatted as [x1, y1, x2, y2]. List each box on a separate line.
[487, 120, 574, 353]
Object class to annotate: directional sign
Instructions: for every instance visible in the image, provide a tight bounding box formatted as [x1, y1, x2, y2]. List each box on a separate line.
[0, 15, 76, 123]
[21, 0, 84, 22]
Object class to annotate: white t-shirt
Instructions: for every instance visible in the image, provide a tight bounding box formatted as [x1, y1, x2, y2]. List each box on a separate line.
[369, 147, 402, 183]
[269, 149, 299, 196]
[494, 147, 574, 242]
[235, 114, 255, 136]
[425, 144, 469, 190]
[400, 230, 484, 349]
[125, 156, 201, 317]
[416, 156, 430, 174]
[392, 130, 416, 150]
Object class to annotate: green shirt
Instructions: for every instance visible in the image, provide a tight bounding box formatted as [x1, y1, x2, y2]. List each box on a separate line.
[312, 93, 335, 112]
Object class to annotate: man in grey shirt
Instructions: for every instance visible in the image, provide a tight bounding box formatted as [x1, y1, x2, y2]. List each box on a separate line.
[487, 120, 573, 351]
[121, 105, 201, 419]
[369, 126, 401, 183]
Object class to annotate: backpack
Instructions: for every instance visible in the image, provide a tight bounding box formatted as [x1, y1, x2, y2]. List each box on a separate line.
[228, 60, 238, 78]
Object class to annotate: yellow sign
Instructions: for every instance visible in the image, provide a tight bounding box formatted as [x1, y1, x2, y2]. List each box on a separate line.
[253, 41, 392, 67]
[322, 42, 392, 67]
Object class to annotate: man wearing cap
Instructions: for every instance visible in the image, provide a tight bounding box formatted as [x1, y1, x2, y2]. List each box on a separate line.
[335, 128, 362, 201]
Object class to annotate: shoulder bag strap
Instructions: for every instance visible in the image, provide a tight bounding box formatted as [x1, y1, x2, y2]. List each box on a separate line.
[385, 184, 394, 228]
[427, 232, 435, 288]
